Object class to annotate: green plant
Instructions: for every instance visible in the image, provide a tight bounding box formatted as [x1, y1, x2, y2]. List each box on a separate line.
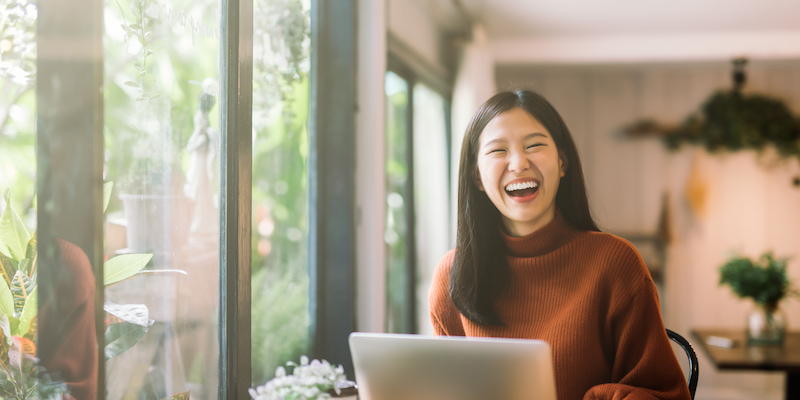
[664, 90, 800, 157]
[719, 251, 795, 309]
[0, 185, 187, 399]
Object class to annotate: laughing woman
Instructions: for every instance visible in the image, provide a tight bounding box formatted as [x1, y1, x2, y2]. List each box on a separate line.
[428, 90, 690, 400]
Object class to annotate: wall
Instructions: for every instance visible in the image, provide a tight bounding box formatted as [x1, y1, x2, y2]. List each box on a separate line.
[387, 0, 448, 72]
[496, 60, 800, 399]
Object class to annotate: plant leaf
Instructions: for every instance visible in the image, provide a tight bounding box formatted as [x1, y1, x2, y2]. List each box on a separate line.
[24, 232, 36, 260]
[104, 253, 153, 286]
[8, 316, 19, 338]
[103, 181, 114, 213]
[0, 253, 15, 288]
[10, 270, 34, 315]
[161, 390, 190, 400]
[7, 336, 21, 369]
[18, 287, 35, 338]
[104, 322, 148, 360]
[0, 278, 14, 321]
[103, 302, 152, 327]
[0, 189, 31, 262]
[16, 259, 32, 279]
[8, 336, 35, 369]
[23, 317, 35, 342]
[0, 314, 11, 347]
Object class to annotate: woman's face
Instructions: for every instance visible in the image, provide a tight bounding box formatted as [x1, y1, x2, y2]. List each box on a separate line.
[476, 107, 565, 237]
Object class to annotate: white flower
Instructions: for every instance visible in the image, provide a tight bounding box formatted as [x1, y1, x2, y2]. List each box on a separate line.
[250, 356, 348, 400]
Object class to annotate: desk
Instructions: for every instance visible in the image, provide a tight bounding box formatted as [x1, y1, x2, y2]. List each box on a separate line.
[692, 329, 800, 400]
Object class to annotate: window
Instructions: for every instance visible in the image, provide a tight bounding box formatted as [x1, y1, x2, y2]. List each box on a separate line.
[14, 0, 357, 398]
[102, 0, 222, 397]
[250, 0, 312, 386]
[383, 62, 451, 335]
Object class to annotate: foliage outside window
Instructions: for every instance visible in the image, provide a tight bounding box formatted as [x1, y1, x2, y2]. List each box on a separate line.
[103, 0, 222, 397]
[0, 0, 37, 227]
[250, 0, 312, 386]
[384, 71, 411, 334]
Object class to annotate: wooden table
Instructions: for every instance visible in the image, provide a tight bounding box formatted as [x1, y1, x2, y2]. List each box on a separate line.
[692, 329, 800, 400]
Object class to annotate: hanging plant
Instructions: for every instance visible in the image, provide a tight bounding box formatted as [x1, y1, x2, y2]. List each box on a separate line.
[625, 59, 800, 160]
[662, 90, 800, 157]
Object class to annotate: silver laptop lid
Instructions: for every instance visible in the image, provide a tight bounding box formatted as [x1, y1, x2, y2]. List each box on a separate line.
[349, 332, 557, 400]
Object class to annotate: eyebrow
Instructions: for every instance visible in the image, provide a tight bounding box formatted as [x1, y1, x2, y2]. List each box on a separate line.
[482, 132, 549, 147]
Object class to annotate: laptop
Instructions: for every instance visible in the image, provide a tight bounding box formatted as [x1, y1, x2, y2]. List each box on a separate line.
[349, 332, 557, 400]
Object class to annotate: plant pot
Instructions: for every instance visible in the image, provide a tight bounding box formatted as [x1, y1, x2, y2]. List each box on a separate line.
[746, 303, 786, 346]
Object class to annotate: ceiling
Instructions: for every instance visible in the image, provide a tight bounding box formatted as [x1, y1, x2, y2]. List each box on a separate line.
[417, 0, 800, 63]
[457, 0, 800, 38]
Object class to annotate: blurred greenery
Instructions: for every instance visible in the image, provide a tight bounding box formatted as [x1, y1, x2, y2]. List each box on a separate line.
[384, 72, 410, 333]
[663, 90, 800, 158]
[250, 0, 311, 386]
[719, 251, 794, 307]
[0, 0, 37, 229]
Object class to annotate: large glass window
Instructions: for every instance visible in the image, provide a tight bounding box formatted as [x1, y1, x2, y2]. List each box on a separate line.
[102, 0, 222, 397]
[250, 0, 312, 387]
[383, 69, 451, 335]
[0, 0, 37, 227]
[0, 1, 38, 398]
[384, 71, 411, 333]
[4, 0, 347, 396]
[411, 83, 450, 335]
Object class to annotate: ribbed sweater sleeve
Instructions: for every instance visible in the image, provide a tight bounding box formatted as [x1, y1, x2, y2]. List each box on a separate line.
[428, 214, 690, 400]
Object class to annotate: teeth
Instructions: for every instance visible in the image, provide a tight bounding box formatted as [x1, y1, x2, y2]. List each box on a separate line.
[505, 181, 539, 192]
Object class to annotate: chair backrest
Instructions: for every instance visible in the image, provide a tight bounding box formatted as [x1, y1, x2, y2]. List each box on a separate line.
[666, 329, 699, 400]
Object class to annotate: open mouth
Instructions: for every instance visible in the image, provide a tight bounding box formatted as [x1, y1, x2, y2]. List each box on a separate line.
[505, 180, 539, 198]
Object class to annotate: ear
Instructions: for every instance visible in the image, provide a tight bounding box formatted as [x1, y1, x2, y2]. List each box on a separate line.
[559, 153, 568, 178]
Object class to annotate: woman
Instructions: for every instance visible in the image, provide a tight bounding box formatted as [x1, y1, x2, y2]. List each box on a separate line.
[429, 90, 690, 400]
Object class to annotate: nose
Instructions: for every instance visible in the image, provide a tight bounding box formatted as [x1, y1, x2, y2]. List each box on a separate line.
[508, 148, 530, 173]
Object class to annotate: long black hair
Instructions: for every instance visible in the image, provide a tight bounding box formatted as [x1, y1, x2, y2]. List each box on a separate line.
[450, 89, 599, 325]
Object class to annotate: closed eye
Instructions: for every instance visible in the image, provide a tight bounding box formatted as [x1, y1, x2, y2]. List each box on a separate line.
[486, 148, 506, 155]
[527, 143, 545, 150]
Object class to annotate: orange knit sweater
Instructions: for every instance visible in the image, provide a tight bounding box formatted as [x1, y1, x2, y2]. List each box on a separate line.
[428, 214, 690, 400]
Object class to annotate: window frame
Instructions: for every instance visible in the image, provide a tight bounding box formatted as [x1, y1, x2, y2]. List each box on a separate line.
[308, 0, 358, 377]
[219, 0, 253, 396]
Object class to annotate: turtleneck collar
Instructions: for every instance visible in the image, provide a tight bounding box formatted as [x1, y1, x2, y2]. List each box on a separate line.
[501, 211, 579, 257]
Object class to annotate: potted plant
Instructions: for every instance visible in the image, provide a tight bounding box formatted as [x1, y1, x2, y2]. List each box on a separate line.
[719, 251, 795, 345]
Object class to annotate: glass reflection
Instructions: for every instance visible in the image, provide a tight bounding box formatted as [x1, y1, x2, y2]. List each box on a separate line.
[411, 83, 450, 336]
[384, 71, 411, 334]
[103, 0, 221, 397]
[250, 0, 312, 387]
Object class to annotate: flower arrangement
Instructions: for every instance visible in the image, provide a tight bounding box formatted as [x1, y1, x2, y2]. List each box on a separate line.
[249, 356, 348, 400]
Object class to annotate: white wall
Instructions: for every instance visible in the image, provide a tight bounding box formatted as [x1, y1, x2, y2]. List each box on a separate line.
[496, 60, 800, 399]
